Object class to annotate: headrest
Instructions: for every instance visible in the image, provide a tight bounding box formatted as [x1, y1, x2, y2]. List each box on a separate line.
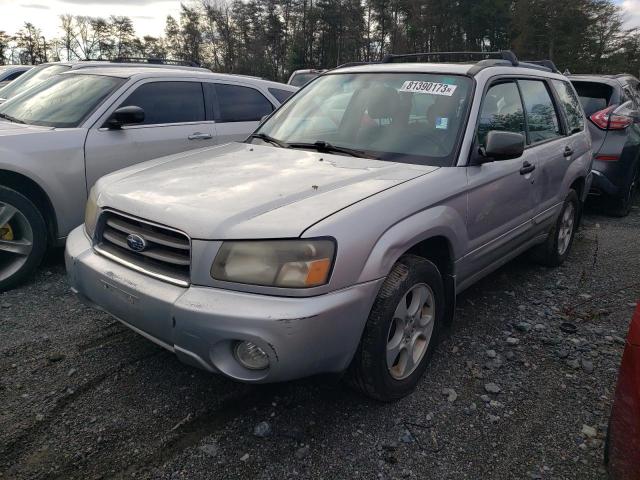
[365, 86, 401, 119]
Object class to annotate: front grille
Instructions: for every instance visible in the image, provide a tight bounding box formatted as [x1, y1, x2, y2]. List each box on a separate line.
[96, 211, 191, 286]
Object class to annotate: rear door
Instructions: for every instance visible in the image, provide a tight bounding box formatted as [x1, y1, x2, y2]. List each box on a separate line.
[205, 82, 275, 144]
[84, 80, 216, 188]
[520, 78, 576, 228]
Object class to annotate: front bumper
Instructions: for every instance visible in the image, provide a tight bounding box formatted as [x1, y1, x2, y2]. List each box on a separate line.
[65, 226, 382, 383]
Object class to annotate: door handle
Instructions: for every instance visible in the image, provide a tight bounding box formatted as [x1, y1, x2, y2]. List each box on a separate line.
[520, 161, 536, 175]
[563, 146, 574, 157]
[188, 132, 212, 140]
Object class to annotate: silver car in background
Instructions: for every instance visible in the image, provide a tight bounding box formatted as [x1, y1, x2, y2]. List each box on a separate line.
[0, 66, 296, 289]
[66, 51, 592, 401]
[0, 65, 32, 90]
[0, 59, 210, 104]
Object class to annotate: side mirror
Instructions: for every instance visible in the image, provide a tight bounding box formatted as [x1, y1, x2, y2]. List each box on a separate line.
[480, 131, 525, 162]
[107, 106, 145, 129]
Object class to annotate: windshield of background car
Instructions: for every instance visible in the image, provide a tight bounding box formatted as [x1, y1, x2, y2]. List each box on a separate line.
[0, 64, 70, 100]
[258, 72, 473, 166]
[0, 73, 125, 128]
[289, 72, 320, 87]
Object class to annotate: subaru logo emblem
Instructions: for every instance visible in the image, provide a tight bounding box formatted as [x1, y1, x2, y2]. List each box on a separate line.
[126, 233, 147, 252]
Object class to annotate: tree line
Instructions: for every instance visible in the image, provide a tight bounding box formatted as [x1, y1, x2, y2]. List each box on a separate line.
[0, 0, 638, 82]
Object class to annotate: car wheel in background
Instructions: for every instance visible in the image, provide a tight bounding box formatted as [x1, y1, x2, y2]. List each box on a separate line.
[531, 189, 579, 267]
[346, 255, 444, 402]
[0, 186, 47, 291]
[609, 164, 638, 218]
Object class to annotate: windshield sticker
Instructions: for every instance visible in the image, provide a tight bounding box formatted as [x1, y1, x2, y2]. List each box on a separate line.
[399, 81, 457, 96]
[435, 117, 449, 129]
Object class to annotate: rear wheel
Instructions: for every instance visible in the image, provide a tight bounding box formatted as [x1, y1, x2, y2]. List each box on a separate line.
[346, 255, 444, 401]
[609, 165, 638, 217]
[0, 186, 47, 291]
[531, 189, 578, 267]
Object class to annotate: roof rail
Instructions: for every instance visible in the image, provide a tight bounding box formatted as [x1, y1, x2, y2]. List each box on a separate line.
[333, 61, 378, 70]
[381, 50, 519, 66]
[111, 57, 201, 67]
[521, 59, 560, 73]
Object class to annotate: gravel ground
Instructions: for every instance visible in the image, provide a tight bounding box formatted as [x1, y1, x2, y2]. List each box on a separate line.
[1, 199, 639, 480]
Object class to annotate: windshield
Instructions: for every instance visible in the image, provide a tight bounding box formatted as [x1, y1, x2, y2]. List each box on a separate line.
[289, 72, 320, 87]
[0, 64, 70, 101]
[258, 73, 473, 166]
[0, 73, 125, 128]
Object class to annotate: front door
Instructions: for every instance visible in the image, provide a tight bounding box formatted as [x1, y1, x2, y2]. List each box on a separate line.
[462, 80, 538, 284]
[84, 80, 216, 189]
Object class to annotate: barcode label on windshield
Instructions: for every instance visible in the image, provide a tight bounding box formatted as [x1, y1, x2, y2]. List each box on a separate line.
[399, 81, 457, 96]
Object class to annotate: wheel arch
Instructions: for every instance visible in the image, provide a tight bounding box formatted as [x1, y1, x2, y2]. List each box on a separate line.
[357, 206, 465, 326]
[0, 170, 58, 243]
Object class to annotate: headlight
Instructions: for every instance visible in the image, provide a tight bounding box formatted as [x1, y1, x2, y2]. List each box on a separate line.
[211, 239, 335, 288]
[84, 187, 99, 238]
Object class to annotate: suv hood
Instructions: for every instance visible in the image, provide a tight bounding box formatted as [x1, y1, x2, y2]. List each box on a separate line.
[97, 143, 437, 239]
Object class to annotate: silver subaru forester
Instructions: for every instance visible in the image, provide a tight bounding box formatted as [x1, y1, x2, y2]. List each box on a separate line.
[66, 52, 592, 401]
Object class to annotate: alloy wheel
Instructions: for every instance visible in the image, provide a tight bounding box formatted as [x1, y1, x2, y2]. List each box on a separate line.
[386, 283, 436, 380]
[0, 202, 34, 283]
[557, 202, 575, 255]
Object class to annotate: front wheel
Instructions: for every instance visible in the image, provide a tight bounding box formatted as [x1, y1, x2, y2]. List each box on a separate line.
[346, 255, 444, 401]
[0, 186, 47, 291]
[530, 189, 579, 267]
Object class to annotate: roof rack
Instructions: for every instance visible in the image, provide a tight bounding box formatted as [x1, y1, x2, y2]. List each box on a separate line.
[521, 60, 560, 73]
[381, 50, 519, 66]
[333, 61, 378, 70]
[111, 57, 201, 67]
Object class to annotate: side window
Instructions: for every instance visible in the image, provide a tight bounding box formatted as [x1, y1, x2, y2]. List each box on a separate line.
[551, 80, 584, 134]
[518, 80, 561, 143]
[477, 81, 525, 147]
[268, 87, 295, 104]
[215, 84, 274, 122]
[6, 71, 24, 81]
[119, 82, 205, 125]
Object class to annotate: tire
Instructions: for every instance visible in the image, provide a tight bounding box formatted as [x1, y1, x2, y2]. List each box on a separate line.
[608, 165, 638, 218]
[0, 186, 47, 291]
[346, 254, 445, 402]
[530, 189, 579, 267]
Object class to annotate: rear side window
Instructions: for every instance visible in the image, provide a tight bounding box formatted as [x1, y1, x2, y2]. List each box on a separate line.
[5, 71, 25, 81]
[551, 80, 584, 134]
[571, 81, 613, 116]
[215, 84, 274, 122]
[119, 81, 205, 125]
[518, 80, 561, 143]
[477, 81, 525, 147]
[268, 87, 295, 104]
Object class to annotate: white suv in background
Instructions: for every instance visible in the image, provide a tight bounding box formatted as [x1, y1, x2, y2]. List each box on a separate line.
[0, 66, 297, 289]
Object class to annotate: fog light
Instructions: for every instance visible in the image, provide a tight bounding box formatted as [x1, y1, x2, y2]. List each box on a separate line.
[234, 341, 269, 370]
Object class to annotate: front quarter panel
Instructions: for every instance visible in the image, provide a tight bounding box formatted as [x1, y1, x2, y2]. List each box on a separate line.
[303, 167, 468, 290]
[0, 128, 88, 238]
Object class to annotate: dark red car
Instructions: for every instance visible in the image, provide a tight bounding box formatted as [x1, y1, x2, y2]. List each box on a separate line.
[607, 302, 640, 479]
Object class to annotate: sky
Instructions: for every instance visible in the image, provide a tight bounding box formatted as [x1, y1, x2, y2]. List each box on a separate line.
[0, 0, 638, 39]
[0, 0, 185, 38]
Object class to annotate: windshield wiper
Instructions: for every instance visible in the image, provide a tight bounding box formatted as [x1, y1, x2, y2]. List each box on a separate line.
[0, 113, 25, 124]
[288, 140, 377, 159]
[248, 132, 290, 148]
